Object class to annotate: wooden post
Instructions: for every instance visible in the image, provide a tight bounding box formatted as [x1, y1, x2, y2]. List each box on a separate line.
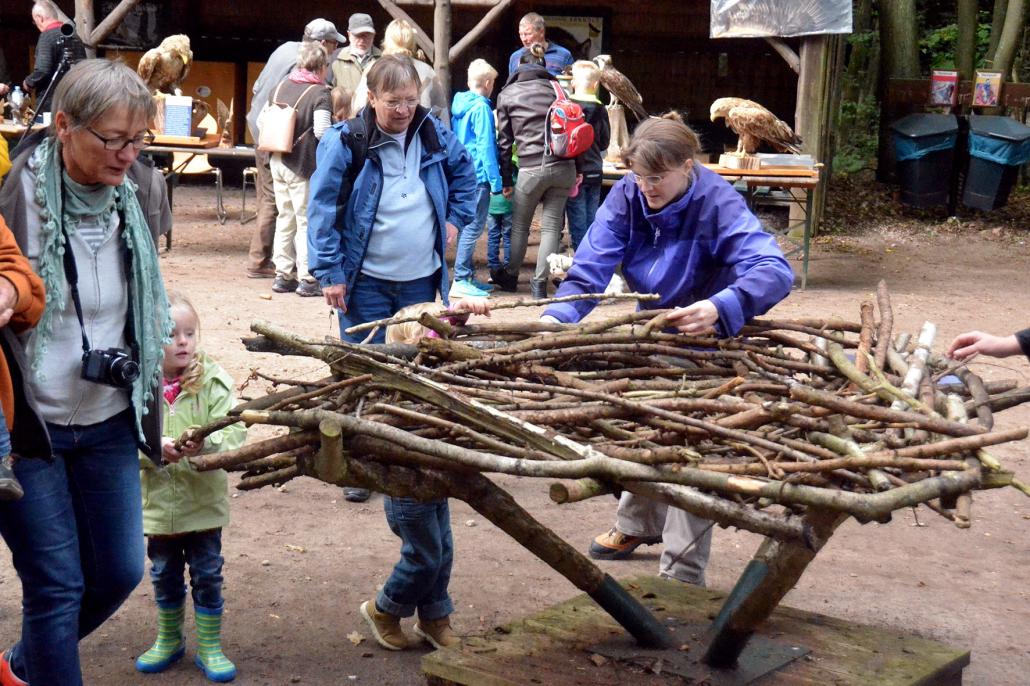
[74, 0, 97, 58]
[434, 0, 452, 120]
[702, 508, 848, 667]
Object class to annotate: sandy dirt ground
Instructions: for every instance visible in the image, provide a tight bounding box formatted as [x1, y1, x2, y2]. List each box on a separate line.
[0, 185, 1027, 685]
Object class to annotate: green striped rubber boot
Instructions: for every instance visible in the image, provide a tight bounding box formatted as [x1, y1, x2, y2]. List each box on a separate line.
[135, 603, 186, 673]
[193, 605, 236, 682]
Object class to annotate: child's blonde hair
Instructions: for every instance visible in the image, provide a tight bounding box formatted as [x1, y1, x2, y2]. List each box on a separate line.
[571, 60, 601, 90]
[467, 59, 497, 87]
[331, 86, 352, 121]
[166, 291, 204, 395]
[385, 303, 440, 345]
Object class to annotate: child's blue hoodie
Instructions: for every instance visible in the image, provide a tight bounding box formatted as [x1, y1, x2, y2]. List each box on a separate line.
[450, 90, 503, 193]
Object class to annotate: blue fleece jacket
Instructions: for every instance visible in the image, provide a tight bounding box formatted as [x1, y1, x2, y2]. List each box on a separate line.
[544, 165, 793, 336]
[451, 91, 503, 194]
[307, 106, 478, 307]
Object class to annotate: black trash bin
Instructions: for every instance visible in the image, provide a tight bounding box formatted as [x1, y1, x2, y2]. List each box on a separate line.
[890, 114, 959, 208]
[962, 115, 1030, 211]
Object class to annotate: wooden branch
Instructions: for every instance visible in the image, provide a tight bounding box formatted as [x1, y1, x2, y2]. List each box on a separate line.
[343, 292, 660, 335]
[87, 0, 141, 47]
[450, 0, 514, 62]
[376, 0, 435, 57]
[764, 37, 800, 74]
[190, 430, 318, 471]
[873, 280, 893, 371]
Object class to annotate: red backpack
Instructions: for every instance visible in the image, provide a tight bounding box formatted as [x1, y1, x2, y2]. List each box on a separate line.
[544, 81, 594, 159]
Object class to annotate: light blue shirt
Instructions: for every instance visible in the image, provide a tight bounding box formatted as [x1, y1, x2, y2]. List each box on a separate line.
[360, 129, 440, 281]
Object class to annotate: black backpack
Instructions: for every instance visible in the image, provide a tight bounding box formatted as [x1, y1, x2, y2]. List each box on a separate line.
[338, 116, 369, 208]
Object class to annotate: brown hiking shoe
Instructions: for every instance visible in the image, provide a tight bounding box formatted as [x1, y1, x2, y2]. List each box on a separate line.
[414, 616, 459, 649]
[360, 601, 408, 650]
[588, 527, 662, 560]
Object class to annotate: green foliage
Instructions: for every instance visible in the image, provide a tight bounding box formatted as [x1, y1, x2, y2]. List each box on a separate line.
[918, 12, 993, 72]
[833, 100, 879, 177]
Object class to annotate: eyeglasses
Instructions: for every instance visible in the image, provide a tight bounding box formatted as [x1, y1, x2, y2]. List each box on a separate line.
[86, 127, 155, 151]
[633, 171, 668, 188]
[378, 98, 419, 112]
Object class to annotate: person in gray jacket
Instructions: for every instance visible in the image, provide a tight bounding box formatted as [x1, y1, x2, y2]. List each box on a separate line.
[244, 18, 344, 279]
[0, 59, 172, 686]
[495, 43, 577, 297]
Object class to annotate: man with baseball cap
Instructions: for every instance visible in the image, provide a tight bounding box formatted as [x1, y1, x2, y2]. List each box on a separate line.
[329, 13, 381, 94]
[244, 18, 344, 278]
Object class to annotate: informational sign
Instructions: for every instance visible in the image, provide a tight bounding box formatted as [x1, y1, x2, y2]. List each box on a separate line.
[930, 70, 959, 106]
[710, 0, 852, 38]
[163, 95, 193, 137]
[542, 15, 605, 60]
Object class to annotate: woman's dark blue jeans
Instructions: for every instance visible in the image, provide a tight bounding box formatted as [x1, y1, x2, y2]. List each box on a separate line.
[376, 497, 454, 620]
[147, 529, 225, 611]
[338, 273, 437, 344]
[0, 409, 145, 686]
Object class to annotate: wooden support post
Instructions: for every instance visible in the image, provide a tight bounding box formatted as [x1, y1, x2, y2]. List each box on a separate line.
[449, 0, 513, 63]
[434, 0, 452, 118]
[303, 432, 674, 649]
[85, 0, 141, 49]
[702, 508, 848, 668]
[74, 0, 97, 58]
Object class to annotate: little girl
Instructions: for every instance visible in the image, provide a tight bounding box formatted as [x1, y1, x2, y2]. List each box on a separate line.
[136, 292, 246, 682]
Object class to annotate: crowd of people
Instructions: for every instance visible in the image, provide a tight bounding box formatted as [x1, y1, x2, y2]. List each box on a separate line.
[0, 7, 1023, 686]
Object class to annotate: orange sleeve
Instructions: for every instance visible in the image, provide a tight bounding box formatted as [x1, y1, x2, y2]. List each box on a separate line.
[0, 215, 45, 333]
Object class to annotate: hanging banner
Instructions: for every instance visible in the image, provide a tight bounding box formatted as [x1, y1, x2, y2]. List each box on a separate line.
[710, 1, 852, 38]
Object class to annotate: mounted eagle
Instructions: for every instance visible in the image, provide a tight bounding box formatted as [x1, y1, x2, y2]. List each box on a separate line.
[709, 97, 803, 155]
[593, 54, 647, 121]
[137, 34, 194, 95]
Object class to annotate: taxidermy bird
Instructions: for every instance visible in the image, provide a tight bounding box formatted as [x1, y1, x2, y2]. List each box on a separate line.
[593, 54, 647, 121]
[709, 97, 803, 155]
[216, 98, 233, 146]
[137, 34, 193, 95]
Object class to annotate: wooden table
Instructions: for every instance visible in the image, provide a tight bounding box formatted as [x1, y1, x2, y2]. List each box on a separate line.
[144, 141, 256, 247]
[0, 122, 46, 141]
[603, 164, 821, 289]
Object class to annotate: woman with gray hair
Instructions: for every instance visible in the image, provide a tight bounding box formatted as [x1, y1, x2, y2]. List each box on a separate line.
[0, 58, 173, 686]
[266, 41, 333, 297]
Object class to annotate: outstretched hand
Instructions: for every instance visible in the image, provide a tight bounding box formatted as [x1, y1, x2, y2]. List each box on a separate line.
[666, 299, 719, 335]
[947, 331, 1020, 361]
[449, 297, 491, 317]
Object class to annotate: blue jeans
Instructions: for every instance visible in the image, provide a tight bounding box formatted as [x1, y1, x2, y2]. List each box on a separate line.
[377, 497, 454, 620]
[147, 530, 224, 611]
[564, 181, 601, 251]
[0, 403, 11, 457]
[452, 183, 491, 282]
[486, 212, 512, 271]
[339, 273, 437, 344]
[0, 409, 145, 686]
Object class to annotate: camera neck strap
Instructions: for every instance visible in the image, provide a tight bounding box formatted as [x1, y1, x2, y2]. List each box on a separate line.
[59, 175, 138, 362]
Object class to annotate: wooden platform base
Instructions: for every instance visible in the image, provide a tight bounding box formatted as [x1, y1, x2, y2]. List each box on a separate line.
[422, 575, 969, 686]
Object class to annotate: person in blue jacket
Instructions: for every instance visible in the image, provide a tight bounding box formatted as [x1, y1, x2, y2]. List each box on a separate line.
[507, 13, 574, 78]
[308, 54, 478, 340]
[307, 55, 477, 505]
[543, 112, 794, 585]
[449, 58, 503, 298]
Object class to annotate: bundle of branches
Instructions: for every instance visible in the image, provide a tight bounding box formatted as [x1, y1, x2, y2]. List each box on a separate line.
[187, 284, 1029, 543]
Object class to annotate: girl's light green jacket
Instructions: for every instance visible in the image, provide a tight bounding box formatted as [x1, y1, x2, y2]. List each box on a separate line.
[140, 353, 247, 535]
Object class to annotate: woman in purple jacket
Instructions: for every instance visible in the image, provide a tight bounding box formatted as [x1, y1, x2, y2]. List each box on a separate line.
[543, 112, 794, 585]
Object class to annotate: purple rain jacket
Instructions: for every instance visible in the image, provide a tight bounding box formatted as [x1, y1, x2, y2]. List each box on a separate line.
[543, 164, 794, 337]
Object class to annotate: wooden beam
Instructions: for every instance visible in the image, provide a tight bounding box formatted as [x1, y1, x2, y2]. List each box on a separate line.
[376, 0, 435, 58]
[74, 0, 97, 58]
[764, 37, 800, 74]
[434, 0, 452, 114]
[399, 0, 501, 5]
[87, 0, 141, 47]
[450, 0, 513, 62]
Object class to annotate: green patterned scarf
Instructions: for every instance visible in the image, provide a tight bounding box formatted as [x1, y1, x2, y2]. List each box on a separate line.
[30, 135, 173, 441]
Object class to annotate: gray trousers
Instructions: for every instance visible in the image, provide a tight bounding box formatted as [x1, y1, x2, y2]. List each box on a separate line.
[506, 160, 576, 284]
[247, 148, 278, 271]
[615, 491, 714, 586]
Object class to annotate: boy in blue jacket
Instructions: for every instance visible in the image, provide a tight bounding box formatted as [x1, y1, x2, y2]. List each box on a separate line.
[449, 59, 503, 298]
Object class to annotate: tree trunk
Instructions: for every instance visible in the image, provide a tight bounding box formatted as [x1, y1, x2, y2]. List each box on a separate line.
[842, 0, 873, 102]
[74, 0, 97, 58]
[876, 0, 920, 181]
[991, 0, 1027, 80]
[956, 0, 978, 81]
[878, 0, 920, 79]
[987, 0, 1009, 60]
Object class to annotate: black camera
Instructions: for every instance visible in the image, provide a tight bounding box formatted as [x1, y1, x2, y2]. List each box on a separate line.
[55, 23, 86, 71]
[81, 348, 140, 389]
